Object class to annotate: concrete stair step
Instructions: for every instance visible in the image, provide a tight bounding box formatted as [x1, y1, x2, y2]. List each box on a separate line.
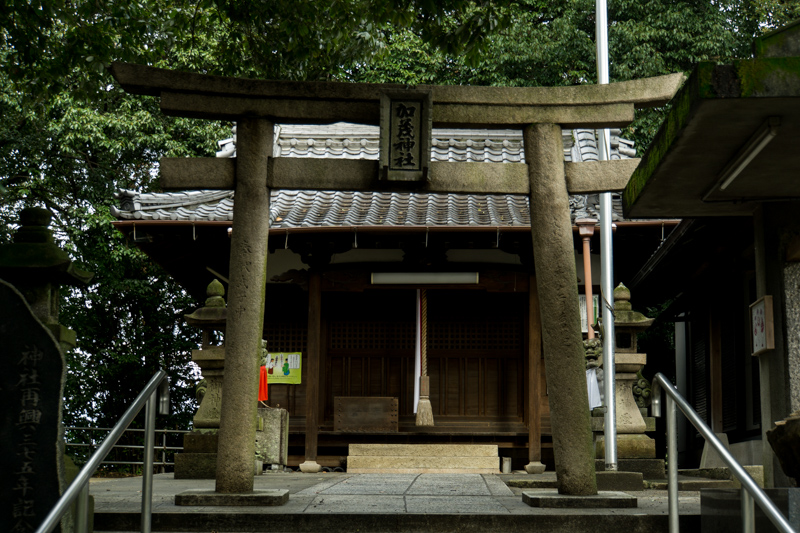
[508, 471, 644, 491]
[347, 444, 500, 473]
[641, 466, 765, 490]
[348, 455, 499, 473]
[644, 476, 738, 490]
[94, 512, 700, 532]
[679, 466, 765, 488]
[349, 444, 497, 457]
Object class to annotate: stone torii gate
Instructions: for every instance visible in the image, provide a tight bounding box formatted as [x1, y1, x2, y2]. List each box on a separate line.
[111, 63, 682, 497]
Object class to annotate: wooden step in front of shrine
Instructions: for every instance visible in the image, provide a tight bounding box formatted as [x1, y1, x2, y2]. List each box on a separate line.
[347, 443, 499, 473]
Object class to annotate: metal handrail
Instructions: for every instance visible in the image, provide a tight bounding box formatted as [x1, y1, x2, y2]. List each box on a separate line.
[36, 369, 169, 533]
[66, 426, 189, 468]
[651, 372, 795, 533]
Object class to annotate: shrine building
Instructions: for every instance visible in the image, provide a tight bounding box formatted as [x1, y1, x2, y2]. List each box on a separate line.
[112, 122, 673, 469]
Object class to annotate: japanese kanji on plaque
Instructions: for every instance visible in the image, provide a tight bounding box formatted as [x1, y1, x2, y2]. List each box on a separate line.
[380, 90, 432, 182]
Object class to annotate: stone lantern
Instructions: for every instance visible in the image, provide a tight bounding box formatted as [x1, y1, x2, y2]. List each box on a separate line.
[596, 283, 661, 474]
[174, 279, 227, 479]
[0, 208, 93, 347]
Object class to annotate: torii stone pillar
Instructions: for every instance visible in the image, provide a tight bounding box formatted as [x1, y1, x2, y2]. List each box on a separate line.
[215, 118, 273, 493]
[524, 123, 597, 496]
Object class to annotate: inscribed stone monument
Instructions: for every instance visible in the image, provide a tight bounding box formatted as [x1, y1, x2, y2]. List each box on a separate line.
[0, 207, 92, 532]
[0, 279, 65, 533]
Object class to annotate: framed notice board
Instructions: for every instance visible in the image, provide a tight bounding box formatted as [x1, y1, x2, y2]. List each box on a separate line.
[750, 295, 774, 356]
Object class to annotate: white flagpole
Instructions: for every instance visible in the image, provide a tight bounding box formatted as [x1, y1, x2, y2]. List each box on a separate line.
[596, 0, 618, 471]
[414, 289, 421, 413]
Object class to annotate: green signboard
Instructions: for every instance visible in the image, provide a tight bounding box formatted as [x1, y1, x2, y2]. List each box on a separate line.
[266, 352, 302, 384]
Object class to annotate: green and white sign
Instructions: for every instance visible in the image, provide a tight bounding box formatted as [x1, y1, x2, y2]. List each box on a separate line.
[266, 352, 302, 384]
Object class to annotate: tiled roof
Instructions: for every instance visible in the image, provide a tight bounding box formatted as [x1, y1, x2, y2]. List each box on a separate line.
[113, 124, 631, 227]
[275, 190, 533, 227]
[219, 124, 636, 163]
[112, 189, 622, 227]
[113, 189, 235, 222]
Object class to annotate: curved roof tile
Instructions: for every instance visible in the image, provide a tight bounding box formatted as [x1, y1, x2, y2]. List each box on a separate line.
[113, 125, 630, 227]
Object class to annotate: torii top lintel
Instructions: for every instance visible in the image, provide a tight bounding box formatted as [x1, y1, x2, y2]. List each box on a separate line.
[110, 63, 684, 129]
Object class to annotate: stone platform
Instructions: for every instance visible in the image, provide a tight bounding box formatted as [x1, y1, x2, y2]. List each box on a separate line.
[508, 470, 644, 491]
[347, 443, 499, 474]
[91, 472, 703, 532]
[175, 489, 289, 506]
[522, 490, 637, 508]
[174, 432, 218, 479]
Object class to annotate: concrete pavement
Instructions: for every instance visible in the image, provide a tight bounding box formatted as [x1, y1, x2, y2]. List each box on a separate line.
[91, 472, 702, 532]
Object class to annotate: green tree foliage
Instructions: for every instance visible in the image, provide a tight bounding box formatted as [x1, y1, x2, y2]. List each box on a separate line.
[1, 0, 507, 95]
[1, 0, 798, 445]
[0, 68, 227, 429]
[0, 0, 508, 440]
[348, 0, 800, 150]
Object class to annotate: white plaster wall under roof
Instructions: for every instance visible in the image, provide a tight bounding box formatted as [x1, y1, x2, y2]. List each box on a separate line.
[444, 249, 522, 265]
[326, 248, 522, 267]
[304, 249, 597, 282]
[266, 246, 597, 284]
[329, 249, 405, 265]
[265, 248, 307, 280]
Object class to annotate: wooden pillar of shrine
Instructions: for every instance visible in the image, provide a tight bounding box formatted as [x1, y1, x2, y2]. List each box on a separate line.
[300, 271, 322, 472]
[526, 274, 546, 474]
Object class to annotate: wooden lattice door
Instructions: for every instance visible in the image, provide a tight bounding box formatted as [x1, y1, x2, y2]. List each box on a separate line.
[326, 320, 416, 418]
[427, 319, 524, 422]
[323, 289, 526, 429]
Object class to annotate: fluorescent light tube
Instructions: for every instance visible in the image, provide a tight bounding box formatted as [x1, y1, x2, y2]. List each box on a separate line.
[718, 117, 780, 191]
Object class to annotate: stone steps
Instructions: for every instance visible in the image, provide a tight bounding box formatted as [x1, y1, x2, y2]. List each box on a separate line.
[644, 476, 738, 490]
[347, 443, 499, 474]
[508, 471, 645, 491]
[643, 466, 765, 490]
[94, 513, 700, 533]
[680, 465, 765, 487]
